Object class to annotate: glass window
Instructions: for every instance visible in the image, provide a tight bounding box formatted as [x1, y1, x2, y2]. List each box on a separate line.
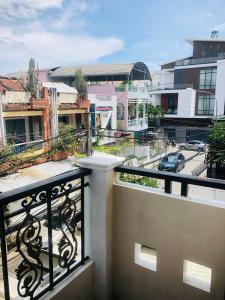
[196, 95, 215, 115]
[199, 68, 217, 89]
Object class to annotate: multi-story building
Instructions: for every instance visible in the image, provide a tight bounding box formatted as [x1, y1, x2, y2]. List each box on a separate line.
[0, 76, 49, 145]
[50, 62, 151, 138]
[150, 32, 225, 142]
[42, 82, 90, 131]
[0, 77, 90, 147]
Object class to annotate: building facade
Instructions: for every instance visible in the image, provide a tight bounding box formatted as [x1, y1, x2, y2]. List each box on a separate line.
[0, 77, 89, 147]
[150, 34, 225, 142]
[50, 62, 152, 137]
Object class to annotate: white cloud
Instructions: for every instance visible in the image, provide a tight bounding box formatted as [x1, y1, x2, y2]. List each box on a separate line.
[0, 0, 124, 73]
[206, 13, 217, 18]
[0, 0, 64, 18]
[0, 28, 124, 72]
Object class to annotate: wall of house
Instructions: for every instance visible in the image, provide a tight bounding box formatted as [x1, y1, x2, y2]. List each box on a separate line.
[88, 85, 128, 131]
[174, 68, 200, 89]
[112, 183, 225, 300]
[215, 59, 225, 116]
[150, 89, 196, 118]
[45, 262, 94, 300]
[58, 93, 77, 104]
[3, 91, 31, 104]
[193, 41, 225, 58]
[88, 93, 117, 130]
[161, 69, 174, 88]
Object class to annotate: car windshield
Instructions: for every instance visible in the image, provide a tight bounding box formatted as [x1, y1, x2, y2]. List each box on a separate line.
[163, 155, 177, 163]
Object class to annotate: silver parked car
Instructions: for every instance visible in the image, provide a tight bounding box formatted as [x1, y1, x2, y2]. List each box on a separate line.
[179, 140, 207, 152]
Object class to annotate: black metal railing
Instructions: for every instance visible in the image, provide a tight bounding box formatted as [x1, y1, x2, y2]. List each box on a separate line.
[115, 165, 225, 197]
[0, 167, 91, 300]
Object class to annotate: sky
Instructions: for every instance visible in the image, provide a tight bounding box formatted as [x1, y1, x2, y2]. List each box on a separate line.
[1, 0, 225, 74]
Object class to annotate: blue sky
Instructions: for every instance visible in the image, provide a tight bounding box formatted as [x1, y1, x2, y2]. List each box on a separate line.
[1, 0, 225, 73]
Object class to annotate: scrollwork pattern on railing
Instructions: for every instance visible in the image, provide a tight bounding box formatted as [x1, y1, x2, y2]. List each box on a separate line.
[58, 193, 78, 269]
[51, 182, 73, 199]
[16, 212, 43, 298]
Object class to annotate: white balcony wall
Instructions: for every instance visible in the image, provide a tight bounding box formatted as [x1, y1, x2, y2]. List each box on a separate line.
[58, 93, 77, 104]
[215, 59, 225, 117]
[128, 85, 149, 100]
[3, 91, 31, 104]
[160, 69, 174, 88]
[89, 93, 117, 130]
[150, 89, 196, 118]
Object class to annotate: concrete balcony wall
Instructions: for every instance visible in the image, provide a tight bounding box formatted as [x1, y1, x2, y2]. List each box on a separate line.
[43, 261, 94, 300]
[150, 89, 196, 118]
[58, 93, 77, 104]
[112, 182, 225, 300]
[3, 91, 31, 104]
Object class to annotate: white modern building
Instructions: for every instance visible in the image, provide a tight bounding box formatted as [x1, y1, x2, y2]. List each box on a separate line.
[150, 33, 225, 142]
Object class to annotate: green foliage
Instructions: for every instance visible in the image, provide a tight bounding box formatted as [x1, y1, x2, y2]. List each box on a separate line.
[148, 103, 164, 118]
[93, 140, 130, 155]
[74, 68, 88, 100]
[148, 103, 164, 127]
[120, 173, 158, 188]
[26, 58, 38, 98]
[208, 121, 225, 165]
[51, 123, 75, 153]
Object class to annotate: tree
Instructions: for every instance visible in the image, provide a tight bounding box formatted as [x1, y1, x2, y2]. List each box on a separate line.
[148, 103, 164, 127]
[26, 58, 38, 98]
[74, 68, 87, 100]
[207, 121, 225, 165]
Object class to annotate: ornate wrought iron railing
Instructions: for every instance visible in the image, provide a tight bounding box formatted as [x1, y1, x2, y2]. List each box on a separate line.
[0, 167, 91, 300]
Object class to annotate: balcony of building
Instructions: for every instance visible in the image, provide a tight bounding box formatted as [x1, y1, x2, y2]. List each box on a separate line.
[127, 102, 148, 131]
[175, 56, 220, 67]
[1, 154, 225, 300]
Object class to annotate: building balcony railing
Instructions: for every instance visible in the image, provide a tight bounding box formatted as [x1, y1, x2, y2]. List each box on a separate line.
[150, 83, 193, 91]
[195, 110, 214, 116]
[115, 84, 148, 94]
[0, 168, 91, 300]
[175, 56, 219, 67]
[2, 154, 225, 300]
[128, 117, 148, 127]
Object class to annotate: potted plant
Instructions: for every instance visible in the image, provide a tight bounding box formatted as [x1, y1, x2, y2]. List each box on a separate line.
[51, 123, 74, 161]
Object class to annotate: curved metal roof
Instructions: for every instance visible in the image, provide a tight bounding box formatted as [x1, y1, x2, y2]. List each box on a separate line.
[50, 62, 151, 80]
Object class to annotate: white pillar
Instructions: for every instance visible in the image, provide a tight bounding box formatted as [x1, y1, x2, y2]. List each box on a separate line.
[136, 102, 139, 125]
[0, 93, 6, 145]
[79, 154, 124, 300]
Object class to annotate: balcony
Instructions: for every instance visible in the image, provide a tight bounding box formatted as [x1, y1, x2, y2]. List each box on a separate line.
[150, 83, 193, 91]
[1, 155, 225, 300]
[175, 56, 218, 67]
[128, 117, 148, 129]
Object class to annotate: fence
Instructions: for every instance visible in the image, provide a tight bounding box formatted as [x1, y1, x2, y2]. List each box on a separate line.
[0, 168, 91, 300]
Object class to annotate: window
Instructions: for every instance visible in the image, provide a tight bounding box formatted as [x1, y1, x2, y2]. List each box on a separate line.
[196, 95, 215, 115]
[117, 104, 125, 120]
[199, 68, 217, 89]
[183, 260, 212, 293]
[134, 243, 157, 271]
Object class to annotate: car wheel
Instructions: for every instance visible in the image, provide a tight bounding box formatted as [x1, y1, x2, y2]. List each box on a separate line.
[180, 146, 185, 150]
[198, 148, 203, 153]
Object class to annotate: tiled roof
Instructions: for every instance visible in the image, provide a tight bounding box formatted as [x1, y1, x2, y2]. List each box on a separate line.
[0, 77, 25, 92]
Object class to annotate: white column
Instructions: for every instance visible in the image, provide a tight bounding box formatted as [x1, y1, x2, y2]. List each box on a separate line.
[0, 93, 6, 145]
[25, 117, 30, 142]
[136, 102, 139, 125]
[79, 154, 124, 300]
[143, 103, 146, 124]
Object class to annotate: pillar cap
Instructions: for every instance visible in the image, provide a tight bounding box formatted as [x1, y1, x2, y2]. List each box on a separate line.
[79, 152, 124, 171]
